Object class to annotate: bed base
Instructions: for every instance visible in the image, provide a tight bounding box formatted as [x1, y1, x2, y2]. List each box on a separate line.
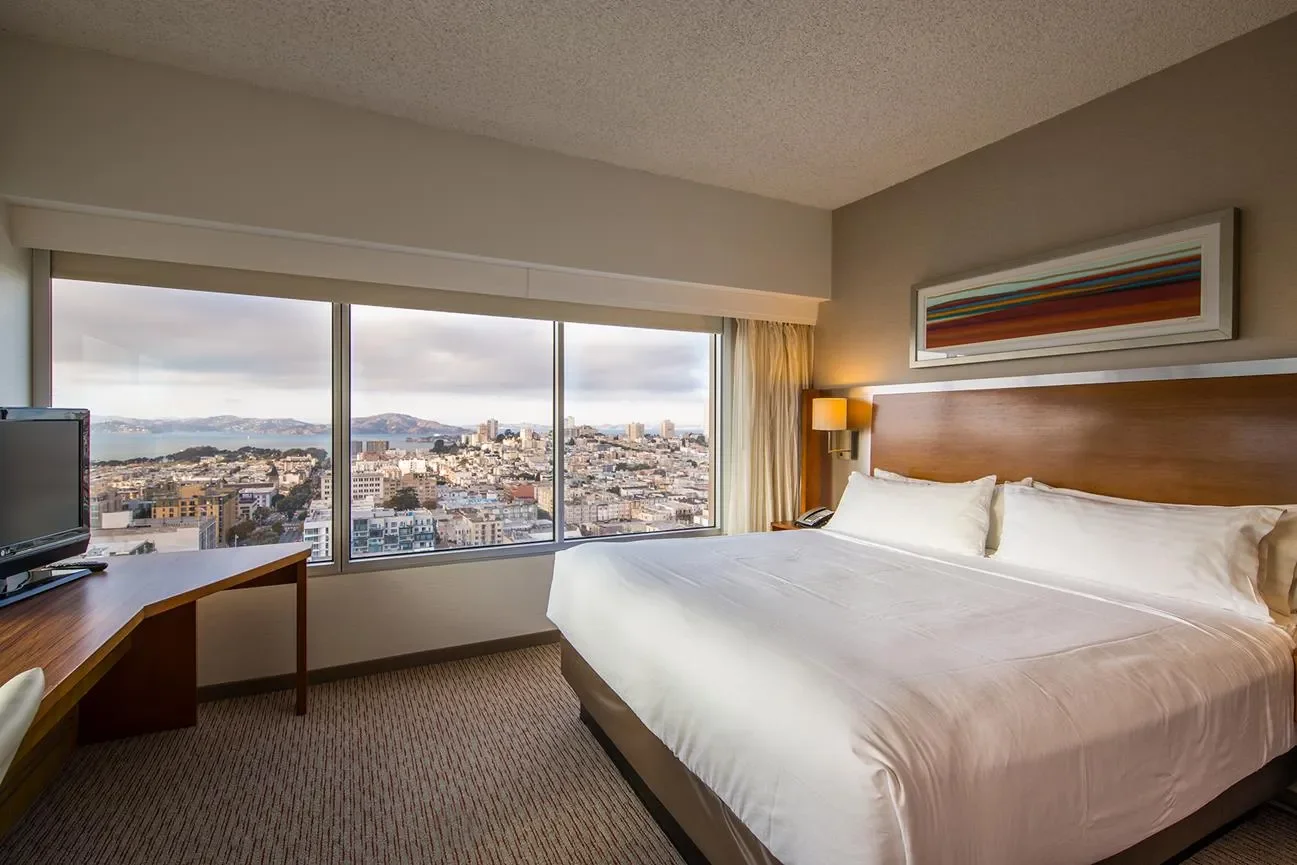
[563, 639, 1297, 865]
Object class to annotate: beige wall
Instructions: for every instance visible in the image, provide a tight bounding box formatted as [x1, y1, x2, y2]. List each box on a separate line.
[0, 219, 30, 405]
[0, 35, 829, 300]
[197, 555, 554, 686]
[0, 35, 829, 683]
[819, 13, 1297, 388]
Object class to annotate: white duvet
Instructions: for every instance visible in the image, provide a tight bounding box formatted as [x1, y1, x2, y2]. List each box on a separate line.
[546, 529, 1296, 865]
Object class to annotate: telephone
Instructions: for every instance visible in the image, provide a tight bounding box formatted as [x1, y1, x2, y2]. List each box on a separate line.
[794, 507, 834, 528]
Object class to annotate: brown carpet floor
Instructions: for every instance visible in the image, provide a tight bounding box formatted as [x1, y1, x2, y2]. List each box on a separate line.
[0, 642, 1294, 864]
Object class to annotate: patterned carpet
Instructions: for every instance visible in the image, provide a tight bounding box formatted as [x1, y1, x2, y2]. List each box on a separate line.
[1186, 806, 1297, 864]
[0, 642, 1294, 864]
[0, 644, 682, 865]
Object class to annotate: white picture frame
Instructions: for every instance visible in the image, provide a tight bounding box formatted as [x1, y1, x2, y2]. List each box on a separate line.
[910, 209, 1238, 368]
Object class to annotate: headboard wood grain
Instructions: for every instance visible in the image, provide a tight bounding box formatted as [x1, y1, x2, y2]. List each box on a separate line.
[871, 373, 1297, 506]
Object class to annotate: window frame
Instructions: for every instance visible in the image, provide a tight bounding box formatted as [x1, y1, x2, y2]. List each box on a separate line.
[33, 252, 725, 576]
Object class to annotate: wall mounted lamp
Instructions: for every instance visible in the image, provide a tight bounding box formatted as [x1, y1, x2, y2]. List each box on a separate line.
[811, 397, 859, 460]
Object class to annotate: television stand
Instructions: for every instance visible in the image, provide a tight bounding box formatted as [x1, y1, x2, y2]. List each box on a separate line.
[0, 566, 92, 610]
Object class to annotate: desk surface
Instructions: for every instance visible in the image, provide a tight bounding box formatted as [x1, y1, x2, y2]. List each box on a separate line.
[0, 544, 310, 722]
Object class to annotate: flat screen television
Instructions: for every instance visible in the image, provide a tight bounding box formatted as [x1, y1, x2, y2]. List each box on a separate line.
[0, 408, 92, 588]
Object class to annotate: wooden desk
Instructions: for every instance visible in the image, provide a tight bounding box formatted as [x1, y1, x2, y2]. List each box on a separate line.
[0, 543, 309, 834]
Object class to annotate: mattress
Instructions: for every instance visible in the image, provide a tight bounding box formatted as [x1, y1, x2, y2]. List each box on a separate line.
[546, 529, 1296, 865]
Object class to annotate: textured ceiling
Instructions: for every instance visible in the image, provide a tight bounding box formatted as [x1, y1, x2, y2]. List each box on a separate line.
[2, 1, 1295, 208]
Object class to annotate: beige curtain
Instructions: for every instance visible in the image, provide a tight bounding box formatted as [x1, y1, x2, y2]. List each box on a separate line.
[725, 319, 814, 534]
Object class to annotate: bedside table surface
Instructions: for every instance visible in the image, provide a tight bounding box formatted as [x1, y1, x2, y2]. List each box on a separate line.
[770, 520, 803, 531]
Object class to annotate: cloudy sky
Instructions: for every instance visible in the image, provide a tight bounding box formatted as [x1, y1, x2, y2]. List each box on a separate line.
[52, 280, 712, 427]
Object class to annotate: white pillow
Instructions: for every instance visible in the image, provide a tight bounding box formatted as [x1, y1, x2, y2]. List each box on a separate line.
[1265, 509, 1297, 615]
[873, 469, 1032, 551]
[995, 484, 1281, 621]
[828, 471, 997, 556]
[1033, 481, 1297, 617]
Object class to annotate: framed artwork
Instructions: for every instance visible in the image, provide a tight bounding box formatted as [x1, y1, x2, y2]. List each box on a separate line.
[910, 209, 1238, 368]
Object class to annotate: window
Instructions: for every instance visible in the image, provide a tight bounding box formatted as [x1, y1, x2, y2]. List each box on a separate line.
[51, 280, 334, 562]
[348, 306, 555, 558]
[563, 324, 714, 538]
[43, 261, 721, 571]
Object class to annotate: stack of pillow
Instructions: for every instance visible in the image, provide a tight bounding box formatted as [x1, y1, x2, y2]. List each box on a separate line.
[823, 469, 1297, 623]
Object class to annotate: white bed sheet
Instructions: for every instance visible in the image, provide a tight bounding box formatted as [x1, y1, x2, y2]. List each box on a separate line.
[546, 529, 1296, 865]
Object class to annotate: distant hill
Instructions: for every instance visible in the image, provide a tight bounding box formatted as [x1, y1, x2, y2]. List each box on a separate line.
[93, 414, 469, 437]
[91, 414, 698, 438]
[93, 415, 330, 435]
[349, 413, 467, 438]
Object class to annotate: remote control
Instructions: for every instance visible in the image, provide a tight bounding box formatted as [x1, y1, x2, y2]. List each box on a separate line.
[59, 560, 109, 572]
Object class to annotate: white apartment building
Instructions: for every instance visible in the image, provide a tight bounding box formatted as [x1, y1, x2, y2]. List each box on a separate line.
[87, 517, 218, 556]
[436, 513, 502, 547]
[277, 469, 307, 489]
[483, 502, 539, 523]
[660, 419, 675, 438]
[564, 498, 633, 524]
[237, 486, 277, 518]
[320, 470, 392, 506]
[303, 508, 332, 561]
[626, 422, 645, 441]
[304, 506, 437, 559]
[242, 486, 278, 508]
[632, 500, 689, 523]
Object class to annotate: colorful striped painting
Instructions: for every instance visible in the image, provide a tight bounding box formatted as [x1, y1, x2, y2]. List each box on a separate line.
[923, 242, 1203, 350]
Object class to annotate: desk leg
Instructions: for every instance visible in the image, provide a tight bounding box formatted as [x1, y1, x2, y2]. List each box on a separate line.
[79, 602, 198, 743]
[296, 558, 308, 715]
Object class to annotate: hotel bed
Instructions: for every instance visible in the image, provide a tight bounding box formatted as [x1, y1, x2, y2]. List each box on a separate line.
[549, 529, 1296, 865]
[549, 368, 1297, 865]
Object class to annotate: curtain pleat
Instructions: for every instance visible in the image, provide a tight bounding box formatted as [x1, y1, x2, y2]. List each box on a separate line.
[725, 320, 813, 534]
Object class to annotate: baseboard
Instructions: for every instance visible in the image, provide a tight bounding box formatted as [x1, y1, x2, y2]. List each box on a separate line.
[197, 628, 560, 702]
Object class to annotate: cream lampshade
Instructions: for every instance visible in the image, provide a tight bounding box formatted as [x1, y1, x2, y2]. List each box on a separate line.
[810, 397, 855, 459]
[811, 398, 847, 431]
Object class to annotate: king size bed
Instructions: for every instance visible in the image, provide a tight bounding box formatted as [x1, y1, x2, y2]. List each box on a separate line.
[548, 366, 1297, 865]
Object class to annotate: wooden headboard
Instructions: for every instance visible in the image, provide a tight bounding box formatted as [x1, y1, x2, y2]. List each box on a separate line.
[870, 371, 1297, 506]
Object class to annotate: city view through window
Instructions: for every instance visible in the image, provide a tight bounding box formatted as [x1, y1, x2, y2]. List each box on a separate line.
[52, 280, 715, 566]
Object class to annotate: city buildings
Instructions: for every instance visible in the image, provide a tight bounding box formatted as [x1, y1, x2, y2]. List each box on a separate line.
[302, 513, 331, 561]
[236, 485, 278, 519]
[86, 516, 219, 556]
[82, 414, 711, 562]
[350, 507, 438, 557]
[152, 486, 239, 542]
[89, 488, 123, 529]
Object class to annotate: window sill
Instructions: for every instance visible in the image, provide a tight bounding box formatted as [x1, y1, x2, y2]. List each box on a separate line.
[306, 525, 722, 576]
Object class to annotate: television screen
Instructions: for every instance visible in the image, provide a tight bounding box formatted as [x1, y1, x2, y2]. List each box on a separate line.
[0, 412, 89, 580]
[0, 419, 83, 550]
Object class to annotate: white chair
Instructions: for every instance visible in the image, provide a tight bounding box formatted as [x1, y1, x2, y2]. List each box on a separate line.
[0, 668, 44, 785]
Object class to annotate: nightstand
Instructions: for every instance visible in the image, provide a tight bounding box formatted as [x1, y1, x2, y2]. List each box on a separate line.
[770, 520, 803, 531]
